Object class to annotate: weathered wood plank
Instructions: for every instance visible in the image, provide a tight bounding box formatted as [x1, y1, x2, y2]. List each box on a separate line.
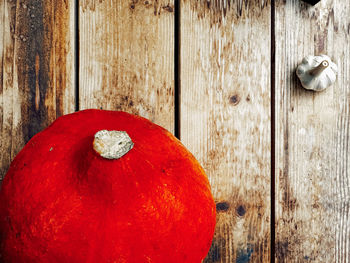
[0, 0, 76, 179]
[275, 0, 350, 261]
[180, 1, 271, 262]
[79, 0, 174, 132]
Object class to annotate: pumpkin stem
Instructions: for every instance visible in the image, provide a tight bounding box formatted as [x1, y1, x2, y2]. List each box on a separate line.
[309, 60, 329, 76]
[93, 130, 134, 160]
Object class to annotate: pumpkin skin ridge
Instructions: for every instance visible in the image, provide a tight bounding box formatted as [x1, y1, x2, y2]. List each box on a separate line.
[0, 109, 216, 263]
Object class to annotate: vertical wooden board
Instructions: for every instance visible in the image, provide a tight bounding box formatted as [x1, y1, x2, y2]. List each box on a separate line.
[180, 1, 271, 262]
[79, 0, 174, 132]
[0, 0, 76, 179]
[275, 0, 350, 261]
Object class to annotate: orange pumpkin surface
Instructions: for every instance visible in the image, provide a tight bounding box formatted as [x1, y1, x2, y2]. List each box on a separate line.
[0, 109, 216, 263]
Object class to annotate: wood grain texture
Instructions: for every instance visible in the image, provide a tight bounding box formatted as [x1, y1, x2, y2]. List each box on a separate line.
[180, 1, 271, 262]
[79, 0, 174, 132]
[275, 0, 350, 261]
[0, 0, 75, 179]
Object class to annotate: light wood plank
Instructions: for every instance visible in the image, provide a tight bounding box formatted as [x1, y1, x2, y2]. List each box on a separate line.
[79, 0, 174, 132]
[275, 0, 350, 261]
[0, 0, 76, 179]
[180, 1, 271, 262]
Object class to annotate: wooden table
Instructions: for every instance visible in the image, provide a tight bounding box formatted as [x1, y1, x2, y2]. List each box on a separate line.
[0, 0, 349, 262]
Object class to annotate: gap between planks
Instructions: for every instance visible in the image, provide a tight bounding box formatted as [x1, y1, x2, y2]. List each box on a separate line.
[270, 0, 276, 262]
[174, 0, 180, 139]
[75, 0, 79, 111]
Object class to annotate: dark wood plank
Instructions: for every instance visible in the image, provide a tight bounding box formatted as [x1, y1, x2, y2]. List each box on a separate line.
[180, 1, 271, 262]
[0, 0, 76, 180]
[79, 0, 174, 132]
[275, 0, 350, 261]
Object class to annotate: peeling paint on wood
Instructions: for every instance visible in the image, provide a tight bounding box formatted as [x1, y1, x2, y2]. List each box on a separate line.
[275, 0, 350, 262]
[186, 0, 269, 20]
[180, 0, 271, 261]
[79, 0, 174, 132]
[0, 0, 75, 180]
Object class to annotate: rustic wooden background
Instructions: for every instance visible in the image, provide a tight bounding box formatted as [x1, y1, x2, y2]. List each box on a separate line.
[0, 0, 349, 262]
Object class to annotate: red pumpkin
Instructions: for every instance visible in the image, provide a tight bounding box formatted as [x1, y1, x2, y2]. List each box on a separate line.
[0, 109, 216, 263]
